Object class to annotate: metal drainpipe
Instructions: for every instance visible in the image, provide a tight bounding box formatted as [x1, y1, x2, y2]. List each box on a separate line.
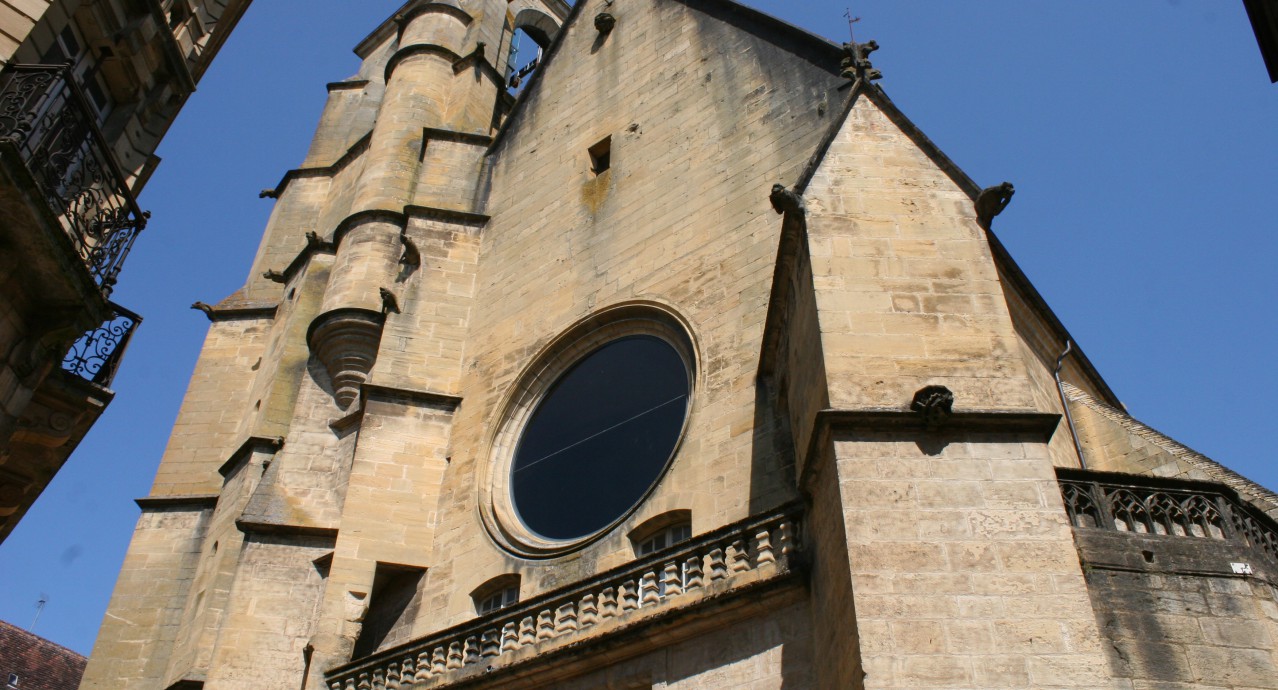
[1054, 340, 1088, 470]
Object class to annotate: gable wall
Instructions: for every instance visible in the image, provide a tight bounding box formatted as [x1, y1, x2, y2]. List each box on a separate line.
[419, 0, 846, 632]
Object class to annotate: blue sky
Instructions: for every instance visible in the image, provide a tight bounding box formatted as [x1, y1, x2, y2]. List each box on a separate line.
[1, 1, 1274, 655]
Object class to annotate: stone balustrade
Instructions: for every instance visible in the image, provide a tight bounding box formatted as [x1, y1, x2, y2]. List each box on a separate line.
[326, 505, 802, 689]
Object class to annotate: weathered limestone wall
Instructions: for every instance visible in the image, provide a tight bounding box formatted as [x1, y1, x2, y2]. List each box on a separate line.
[417, 0, 845, 633]
[803, 93, 1033, 413]
[159, 443, 274, 688]
[0, 0, 50, 64]
[200, 533, 334, 690]
[368, 216, 481, 395]
[544, 600, 815, 689]
[149, 317, 270, 497]
[1089, 570, 1278, 689]
[80, 504, 211, 689]
[834, 432, 1114, 688]
[999, 273, 1095, 469]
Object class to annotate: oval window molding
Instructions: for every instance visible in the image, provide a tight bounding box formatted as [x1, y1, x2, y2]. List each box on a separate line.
[480, 302, 697, 558]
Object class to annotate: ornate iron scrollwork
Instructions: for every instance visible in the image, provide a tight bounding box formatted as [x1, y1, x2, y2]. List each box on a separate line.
[61, 302, 141, 388]
[0, 64, 149, 296]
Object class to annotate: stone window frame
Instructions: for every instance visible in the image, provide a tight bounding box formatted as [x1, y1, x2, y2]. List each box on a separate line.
[478, 301, 700, 559]
[470, 573, 521, 616]
[628, 509, 693, 557]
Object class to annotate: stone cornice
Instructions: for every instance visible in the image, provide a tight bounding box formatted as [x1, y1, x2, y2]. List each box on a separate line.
[134, 494, 220, 510]
[800, 407, 1062, 492]
[217, 435, 285, 478]
[234, 520, 339, 539]
[362, 383, 463, 410]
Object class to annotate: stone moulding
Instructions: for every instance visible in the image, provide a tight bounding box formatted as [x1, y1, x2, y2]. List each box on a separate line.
[307, 308, 386, 410]
[325, 505, 803, 689]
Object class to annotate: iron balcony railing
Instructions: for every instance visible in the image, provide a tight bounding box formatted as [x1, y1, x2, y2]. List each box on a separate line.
[61, 302, 141, 389]
[1058, 468, 1278, 570]
[326, 506, 803, 690]
[0, 64, 148, 296]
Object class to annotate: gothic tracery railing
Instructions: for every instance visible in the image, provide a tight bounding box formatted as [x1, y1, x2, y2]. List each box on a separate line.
[325, 506, 802, 690]
[0, 64, 149, 296]
[1058, 468, 1278, 567]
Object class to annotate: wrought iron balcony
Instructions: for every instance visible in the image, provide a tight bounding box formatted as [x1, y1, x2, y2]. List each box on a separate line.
[0, 64, 148, 296]
[326, 505, 803, 690]
[1058, 468, 1278, 570]
[61, 302, 141, 389]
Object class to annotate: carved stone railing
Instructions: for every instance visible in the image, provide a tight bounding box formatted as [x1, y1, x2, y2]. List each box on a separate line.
[0, 64, 149, 296]
[1058, 468, 1278, 567]
[61, 302, 141, 388]
[325, 506, 803, 689]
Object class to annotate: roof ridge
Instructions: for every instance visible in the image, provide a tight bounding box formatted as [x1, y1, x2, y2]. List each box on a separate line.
[0, 618, 87, 661]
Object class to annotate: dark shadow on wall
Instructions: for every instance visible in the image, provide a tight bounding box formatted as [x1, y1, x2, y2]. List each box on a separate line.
[749, 376, 800, 516]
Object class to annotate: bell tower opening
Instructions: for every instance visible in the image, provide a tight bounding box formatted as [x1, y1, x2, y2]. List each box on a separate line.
[506, 8, 559, 95]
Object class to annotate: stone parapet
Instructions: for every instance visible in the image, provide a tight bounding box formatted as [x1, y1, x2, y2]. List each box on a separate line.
[324, 505, 802, 689]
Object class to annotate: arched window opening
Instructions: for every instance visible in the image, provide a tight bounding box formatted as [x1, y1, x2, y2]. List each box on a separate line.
[506, 9, 558, 95]
[506, 28, 544, 94]
[471, 574, 521, 616]
[630, 510, 693, 557]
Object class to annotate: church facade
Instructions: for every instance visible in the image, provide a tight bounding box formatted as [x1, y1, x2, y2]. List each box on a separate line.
[82, 1, 1278, 688]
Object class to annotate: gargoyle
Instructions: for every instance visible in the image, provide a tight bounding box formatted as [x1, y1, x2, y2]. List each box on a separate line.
[911, 385, 955, 430]
[769, 184, 804, 216]
[379, 288, 400, 315]
[262, 269, 287, 283]
[191, 302, 215, 318]
[399, 234, 421, 268]
[975, 182, 1015, 226]
[840, 40, 882, 81]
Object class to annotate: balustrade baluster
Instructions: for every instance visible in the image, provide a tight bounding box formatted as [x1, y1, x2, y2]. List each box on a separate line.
[707, 547, 728, 580]
[579, 594, 598, 627]
[536, 610, 555, 640]
[446, 642, 463, 670]
[519, 616, 537, 646]
[555, 602, 578, 634]
[599, 587, 618, 618]
[684, 554, 704, 590]
[661, 562, 682, 597]
[640, 571, 660, 606]
[481, 628, 500, 657]
[501, 621, 520, 652]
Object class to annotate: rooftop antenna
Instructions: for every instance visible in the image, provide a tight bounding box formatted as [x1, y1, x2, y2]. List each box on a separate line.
[844, 8, 861, 43]
[31, 594, 47, 631]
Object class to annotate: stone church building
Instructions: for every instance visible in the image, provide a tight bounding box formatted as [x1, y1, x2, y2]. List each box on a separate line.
[81, 1, 1278, 688]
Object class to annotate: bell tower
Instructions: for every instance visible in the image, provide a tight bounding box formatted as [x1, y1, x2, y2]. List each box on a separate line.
[81, 2, 570, 688]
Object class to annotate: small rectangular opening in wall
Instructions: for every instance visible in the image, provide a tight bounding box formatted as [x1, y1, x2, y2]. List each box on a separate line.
[351, 563, 427, 659]
[589, 136, 611, 175]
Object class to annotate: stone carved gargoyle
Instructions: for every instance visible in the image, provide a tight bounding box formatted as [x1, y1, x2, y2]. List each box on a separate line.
[769, 184, 804, 216]
[840, 40, 881, 81]
[975, 182, 1015, 226]
[379, 287, 400, 315]
[595, 12, 616, 34]
[911, 385, 955, 430]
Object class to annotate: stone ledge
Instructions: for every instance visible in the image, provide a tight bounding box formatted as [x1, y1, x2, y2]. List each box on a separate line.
[134, 494, 220, 510]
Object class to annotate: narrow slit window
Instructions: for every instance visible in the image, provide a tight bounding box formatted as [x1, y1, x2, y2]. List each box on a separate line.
[589, 136, 611, 175]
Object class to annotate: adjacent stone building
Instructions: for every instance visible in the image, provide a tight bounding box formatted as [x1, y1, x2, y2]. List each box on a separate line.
[0, 0, 250, 542]
[82, 1, 1278, 688]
